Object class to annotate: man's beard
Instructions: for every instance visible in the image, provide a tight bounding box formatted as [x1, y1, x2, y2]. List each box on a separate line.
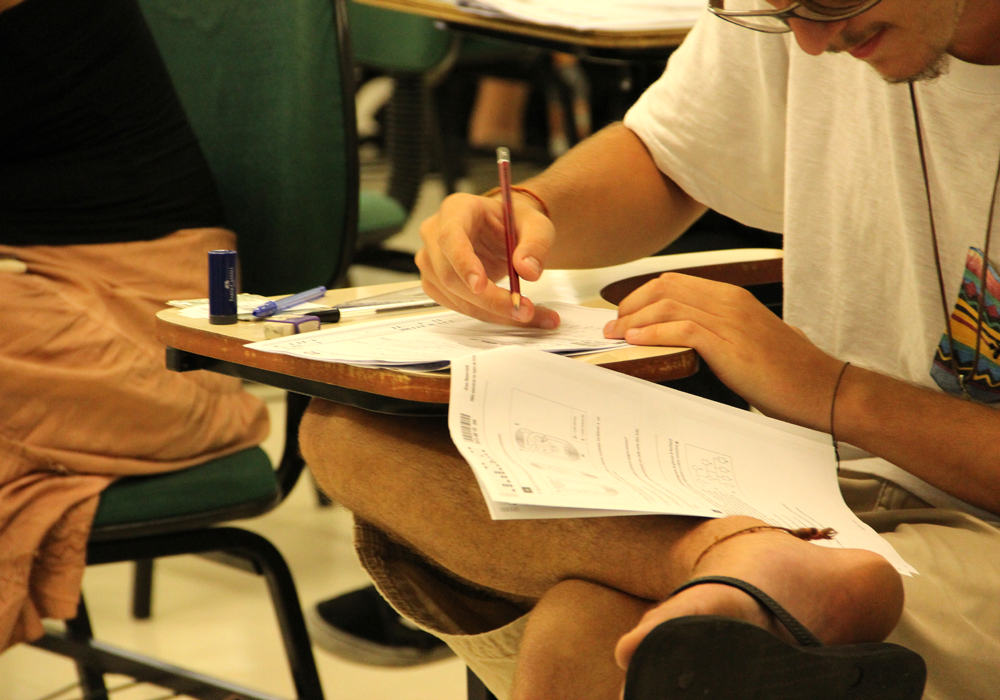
[886, 49, 950, 85]
[831, 19, 955, 85]
[880, 0, 964, 85]
[831, 28, 952, 85]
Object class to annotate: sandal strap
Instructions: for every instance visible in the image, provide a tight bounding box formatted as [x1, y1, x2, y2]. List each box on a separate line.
[670, 575, 823, 648]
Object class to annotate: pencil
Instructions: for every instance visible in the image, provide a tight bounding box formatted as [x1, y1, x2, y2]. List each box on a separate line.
[496, 147, 521, 311]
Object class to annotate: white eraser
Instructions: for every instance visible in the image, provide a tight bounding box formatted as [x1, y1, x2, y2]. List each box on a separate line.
[263, 314, 321, 339]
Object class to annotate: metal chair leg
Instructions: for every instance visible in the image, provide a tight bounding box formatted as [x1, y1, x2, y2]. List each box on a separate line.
[66, 597, 111, 700]
[131, 559, 154, 619]
[64, 527, 325, 700]
[220, 528, 325, 700]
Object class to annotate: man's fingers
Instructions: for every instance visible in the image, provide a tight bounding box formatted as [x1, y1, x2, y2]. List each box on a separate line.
[417, 192, 557, 324]
[421, 275, 559, 328]
[421, 201, 497, 293]
[623, 320, 725, 358]
[617, 272, 748, 318]
[510, 205, 554, 283]
[605, 297, 728, 347]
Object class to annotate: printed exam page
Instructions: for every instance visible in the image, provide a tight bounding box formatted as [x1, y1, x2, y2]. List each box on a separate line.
[449, 347, 916, 575]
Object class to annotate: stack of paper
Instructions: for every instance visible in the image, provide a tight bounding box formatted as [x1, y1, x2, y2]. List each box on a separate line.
[245, 302, 628, 371]
[448, 346, 916, 576]
[452, 0, 704, 31]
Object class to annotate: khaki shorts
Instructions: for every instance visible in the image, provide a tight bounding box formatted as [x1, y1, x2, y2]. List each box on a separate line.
[355, 473, 1000, 700]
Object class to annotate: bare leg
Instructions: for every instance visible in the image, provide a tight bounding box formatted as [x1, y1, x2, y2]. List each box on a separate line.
[301, 401, 904, 652]
[513, 529, 907, 700]
[511, 580, 650, 700]
[468, 77, 530, 152]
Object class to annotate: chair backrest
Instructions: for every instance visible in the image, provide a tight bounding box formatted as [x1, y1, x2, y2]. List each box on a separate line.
[138, 0, 359, 295]
[347, 1, 454, 74]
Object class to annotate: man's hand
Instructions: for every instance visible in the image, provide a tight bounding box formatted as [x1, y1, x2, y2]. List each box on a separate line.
[604, 273, 844, 431]
[415, 191, 561, 328]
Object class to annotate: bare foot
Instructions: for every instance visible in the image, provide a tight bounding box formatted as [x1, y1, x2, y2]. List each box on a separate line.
[614, 526, 904, 670]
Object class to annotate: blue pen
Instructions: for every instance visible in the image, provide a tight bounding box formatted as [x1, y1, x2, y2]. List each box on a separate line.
[252, 286, 327, 318]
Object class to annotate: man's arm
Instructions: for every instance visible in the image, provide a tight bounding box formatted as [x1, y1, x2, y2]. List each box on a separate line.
[415, 123, 707, 328]
[606, 272, 1000, 514]
[520, 122, 707, 269]
[836, 367, 1000, 514]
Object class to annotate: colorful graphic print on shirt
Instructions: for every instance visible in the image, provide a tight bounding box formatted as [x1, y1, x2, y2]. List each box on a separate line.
[931, 247, 1000, 404]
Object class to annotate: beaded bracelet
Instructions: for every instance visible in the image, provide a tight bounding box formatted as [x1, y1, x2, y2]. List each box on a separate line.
[480, 185, 551, 219]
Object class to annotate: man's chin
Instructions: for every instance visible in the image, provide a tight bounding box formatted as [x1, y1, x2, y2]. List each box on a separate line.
[873, 52, 950, 85]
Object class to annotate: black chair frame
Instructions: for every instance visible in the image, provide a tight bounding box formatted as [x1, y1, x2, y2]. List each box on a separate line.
[30, 393, 322, 700]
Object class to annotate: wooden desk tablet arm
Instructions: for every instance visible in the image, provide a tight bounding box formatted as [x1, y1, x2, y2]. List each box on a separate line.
[600, 256, 783, 314]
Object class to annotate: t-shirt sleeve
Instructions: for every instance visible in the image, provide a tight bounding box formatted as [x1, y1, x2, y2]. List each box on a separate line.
[624, 12, 791, 233]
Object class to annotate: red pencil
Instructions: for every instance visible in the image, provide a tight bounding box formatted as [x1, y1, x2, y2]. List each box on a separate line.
[496, 147, 521, 311]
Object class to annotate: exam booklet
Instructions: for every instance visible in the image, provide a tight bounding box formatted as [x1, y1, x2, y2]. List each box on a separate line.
[448, 347, 916, 576]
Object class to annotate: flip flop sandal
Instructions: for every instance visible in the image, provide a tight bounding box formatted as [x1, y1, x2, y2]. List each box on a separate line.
[623, 575, 926, 700]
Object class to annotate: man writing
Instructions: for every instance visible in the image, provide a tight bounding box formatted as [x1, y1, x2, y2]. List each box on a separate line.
[301, 1, 1000, 697]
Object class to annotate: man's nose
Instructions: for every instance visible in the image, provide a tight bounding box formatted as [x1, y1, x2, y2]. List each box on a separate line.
[786, 18, 848, 55]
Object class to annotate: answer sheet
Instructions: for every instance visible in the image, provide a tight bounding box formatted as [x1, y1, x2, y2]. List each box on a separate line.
[245, 302, 628, 371]
[448, 347, 916, 575]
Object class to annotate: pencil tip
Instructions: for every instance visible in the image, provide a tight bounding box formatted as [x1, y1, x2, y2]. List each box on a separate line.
[511, 292, 521, 311]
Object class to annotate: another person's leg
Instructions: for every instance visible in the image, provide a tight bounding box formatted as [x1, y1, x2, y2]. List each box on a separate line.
[468, 77, 531, 153]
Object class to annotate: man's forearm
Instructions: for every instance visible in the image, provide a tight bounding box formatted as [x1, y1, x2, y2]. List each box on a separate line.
[836, 365, 1000, 514]
[521, 123, 707, 270]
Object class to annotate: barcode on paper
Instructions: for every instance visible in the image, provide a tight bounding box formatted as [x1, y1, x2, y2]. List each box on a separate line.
[460, 413, 479, 444]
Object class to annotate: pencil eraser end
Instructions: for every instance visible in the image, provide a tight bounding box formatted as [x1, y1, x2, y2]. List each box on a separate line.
[263, 314, 321, 339]
[0, 258, 28, 274]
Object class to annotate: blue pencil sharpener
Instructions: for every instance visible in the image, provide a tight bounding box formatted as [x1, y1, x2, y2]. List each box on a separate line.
[208, 249, 238, 325]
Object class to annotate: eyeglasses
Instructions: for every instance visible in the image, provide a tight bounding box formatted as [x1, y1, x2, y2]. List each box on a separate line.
[707, 0, 884, 33]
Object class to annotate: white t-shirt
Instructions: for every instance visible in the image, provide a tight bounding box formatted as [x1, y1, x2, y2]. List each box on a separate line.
[624, 12, 1000, 515]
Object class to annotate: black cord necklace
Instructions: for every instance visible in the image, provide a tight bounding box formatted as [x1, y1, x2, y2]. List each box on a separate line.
[909, 82, 1000, 400]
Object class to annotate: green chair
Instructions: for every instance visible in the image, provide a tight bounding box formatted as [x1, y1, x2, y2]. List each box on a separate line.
[28, 0, 359, 697]
[139, 0, 358, 296]
[348, 1, 458, 271]
[347, 2, 571, 203]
